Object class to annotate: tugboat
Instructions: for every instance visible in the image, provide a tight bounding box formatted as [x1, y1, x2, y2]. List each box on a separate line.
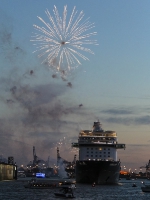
[54, 186, 75, 198]
[58, 180, 76, 188]
[141, 181, 150, 192]
[72, 120, 126, 184]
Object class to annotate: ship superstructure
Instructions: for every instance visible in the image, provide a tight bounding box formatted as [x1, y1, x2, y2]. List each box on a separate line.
[72, 121, 125, 184]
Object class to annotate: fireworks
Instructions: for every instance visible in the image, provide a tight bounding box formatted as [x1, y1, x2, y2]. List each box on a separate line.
[31, 5, 98, 74]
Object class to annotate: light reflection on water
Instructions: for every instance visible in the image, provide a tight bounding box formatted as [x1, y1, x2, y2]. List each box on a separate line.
[0, 178, 149, 200]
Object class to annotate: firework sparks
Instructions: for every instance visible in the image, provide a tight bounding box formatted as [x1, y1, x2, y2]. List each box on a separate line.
[31, 5, 98, 74]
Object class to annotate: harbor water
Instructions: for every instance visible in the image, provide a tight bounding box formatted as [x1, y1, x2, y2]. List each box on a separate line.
[0, 178, 150, 200]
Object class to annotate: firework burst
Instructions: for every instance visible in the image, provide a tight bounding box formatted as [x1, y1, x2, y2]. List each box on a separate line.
[31, 5, 98, 74]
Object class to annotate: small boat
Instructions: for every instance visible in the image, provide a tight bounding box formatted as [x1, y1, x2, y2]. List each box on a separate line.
[132, 183, 137, 187]
[141, 181, 150, 192]
[54, 186, 75, 198]
[24, 178, 57, 189]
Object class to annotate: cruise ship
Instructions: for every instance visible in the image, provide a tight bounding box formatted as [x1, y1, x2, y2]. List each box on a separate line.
[72, 121, 125, 184]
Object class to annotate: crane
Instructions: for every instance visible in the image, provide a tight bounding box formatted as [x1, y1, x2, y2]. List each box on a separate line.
[140, 160, 150, 174]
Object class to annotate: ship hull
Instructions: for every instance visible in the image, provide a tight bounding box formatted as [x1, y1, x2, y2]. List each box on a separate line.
[75, 160, 120, 184]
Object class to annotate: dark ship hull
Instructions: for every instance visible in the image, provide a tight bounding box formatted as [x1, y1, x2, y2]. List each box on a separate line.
[75, 160, 120, 184]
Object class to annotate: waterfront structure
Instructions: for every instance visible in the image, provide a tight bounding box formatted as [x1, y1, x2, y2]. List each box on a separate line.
[0, 157, 17, 181]
[72, 121, 125, 184]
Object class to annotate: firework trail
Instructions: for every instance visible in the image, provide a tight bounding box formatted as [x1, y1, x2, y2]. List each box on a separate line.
[31, 5, 98, 75]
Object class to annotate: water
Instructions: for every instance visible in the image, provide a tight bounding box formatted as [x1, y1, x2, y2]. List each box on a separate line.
[0, 178, 149, 200]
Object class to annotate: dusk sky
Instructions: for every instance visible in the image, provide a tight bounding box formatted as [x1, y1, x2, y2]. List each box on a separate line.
[1, 0, 150, 172]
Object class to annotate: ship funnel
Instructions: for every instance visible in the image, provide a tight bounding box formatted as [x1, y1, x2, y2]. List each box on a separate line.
[92, 121, 103, 132]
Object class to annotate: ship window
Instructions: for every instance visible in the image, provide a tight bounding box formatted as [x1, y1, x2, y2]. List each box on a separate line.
[87, 151, 89, 153]
[91, 155, 93, 157]
[95, 155, 97, 157]
[108, 148, 110, 150]
[87, 155, 89, 157]
[99, 155, 101, 157]
[104, 148, 106, 150]
[91, 148, 93, 150]
[108, 152, 110, 154]
[87, 148, 89, 150]
[104, 152, 106, 154]
[91, 152, 93, 153]
[108, 156, 110, 157]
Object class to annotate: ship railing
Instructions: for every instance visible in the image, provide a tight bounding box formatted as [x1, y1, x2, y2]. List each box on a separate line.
[78, 140, 116, 144]
[79, 131, 117, 137]
[76, 159, 116, 162]
[79, 136, 117, 139]
[72, 142, 125, 149]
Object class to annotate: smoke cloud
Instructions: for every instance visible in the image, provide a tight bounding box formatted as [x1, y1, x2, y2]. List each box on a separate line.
[0, 10, 89, 166]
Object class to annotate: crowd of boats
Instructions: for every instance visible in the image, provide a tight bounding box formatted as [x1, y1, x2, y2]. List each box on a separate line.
[2, 120, 150, 197]
[22, 177, 150, 197]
